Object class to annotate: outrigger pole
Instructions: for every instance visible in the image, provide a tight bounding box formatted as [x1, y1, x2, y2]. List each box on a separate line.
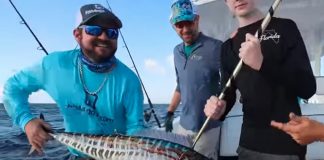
[104, 0, 162, 128]
[9, 0, 48, 55]
[192, 0, 283, 148]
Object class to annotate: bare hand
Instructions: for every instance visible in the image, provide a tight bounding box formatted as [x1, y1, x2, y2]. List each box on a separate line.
[239, 33, 263, 70]
[271, 112, 323, 145]
[25, 118, 52, 154]
[204, 96, 226, 120]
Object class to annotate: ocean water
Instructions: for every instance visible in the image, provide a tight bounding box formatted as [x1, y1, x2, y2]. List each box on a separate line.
[0, 103, 178, 160]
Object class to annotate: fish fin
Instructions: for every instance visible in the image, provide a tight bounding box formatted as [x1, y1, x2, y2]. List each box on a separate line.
[39, 113, 53, 133]
[28, 146, 36, 155]
[133, 129, 193, 147]
[28, 146, 43, 156]
[40, 113, 45, 120]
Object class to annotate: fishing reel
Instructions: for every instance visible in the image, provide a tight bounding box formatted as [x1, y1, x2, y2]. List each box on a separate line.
[143, 109, 152, 122]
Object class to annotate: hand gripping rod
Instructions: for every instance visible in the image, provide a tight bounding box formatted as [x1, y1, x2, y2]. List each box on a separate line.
[192, 0, 282, 149]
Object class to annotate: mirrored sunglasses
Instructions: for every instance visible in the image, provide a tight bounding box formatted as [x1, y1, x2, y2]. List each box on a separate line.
[79, 25, 119, 39]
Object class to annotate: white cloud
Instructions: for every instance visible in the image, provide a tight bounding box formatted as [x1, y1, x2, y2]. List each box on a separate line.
[144, 59, 166, 75]
[166, 54, 174, 68]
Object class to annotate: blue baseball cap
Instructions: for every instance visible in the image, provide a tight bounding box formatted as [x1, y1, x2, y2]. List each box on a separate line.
[170, 0, 197, 24]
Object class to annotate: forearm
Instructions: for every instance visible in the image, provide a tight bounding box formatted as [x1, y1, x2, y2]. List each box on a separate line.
[168, 90, 181, 112]
[220, 62, 236, 121]
[305, 118, 324, 143]
[220, 41, 238, 121]
[219, 74, 237, 121]
[260, 56, 316, 99]
[317, 122, 324, 142]
[219, 86, 236, 121]
[3, 76, 36, 132]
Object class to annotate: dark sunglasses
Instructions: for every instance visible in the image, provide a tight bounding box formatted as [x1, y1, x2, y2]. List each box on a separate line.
[79, 25, 119, 39]
[174, 21, 195, 29]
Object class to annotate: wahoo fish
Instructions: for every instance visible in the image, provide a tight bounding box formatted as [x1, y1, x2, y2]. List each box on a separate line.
[49, 131, 210, 160]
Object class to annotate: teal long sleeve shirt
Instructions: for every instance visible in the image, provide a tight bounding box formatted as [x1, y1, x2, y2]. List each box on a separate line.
[3, 49, 144, 136]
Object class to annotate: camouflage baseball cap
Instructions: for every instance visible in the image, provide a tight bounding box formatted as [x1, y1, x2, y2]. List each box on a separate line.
[170, 0, 197, 24]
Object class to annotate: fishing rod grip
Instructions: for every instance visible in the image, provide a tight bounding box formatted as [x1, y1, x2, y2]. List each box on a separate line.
[192, 0, 282, 149]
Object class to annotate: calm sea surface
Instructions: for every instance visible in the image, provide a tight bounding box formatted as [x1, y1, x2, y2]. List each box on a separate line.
[0, 104, 178, 160]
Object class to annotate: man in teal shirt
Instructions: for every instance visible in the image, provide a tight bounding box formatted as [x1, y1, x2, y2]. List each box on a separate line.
[3, 4, 144, 158]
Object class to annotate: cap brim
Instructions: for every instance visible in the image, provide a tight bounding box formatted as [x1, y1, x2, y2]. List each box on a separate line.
[171, 15, 195, 24]
[80, 13, 122, 28]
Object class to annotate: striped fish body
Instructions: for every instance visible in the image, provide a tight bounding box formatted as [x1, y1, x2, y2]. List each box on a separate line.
[50, 132, 209, 160]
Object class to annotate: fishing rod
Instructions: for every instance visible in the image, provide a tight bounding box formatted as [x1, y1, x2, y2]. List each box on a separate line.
[192, 0, 283, 149]
[9, 0, 161, 128]
[104, 0, 162, 128]
[9, 0, 48, 55]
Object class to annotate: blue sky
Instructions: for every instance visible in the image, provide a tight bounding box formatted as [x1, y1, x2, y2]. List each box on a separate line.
[0, 0, 180, 103]
[1, 0, 323, 104]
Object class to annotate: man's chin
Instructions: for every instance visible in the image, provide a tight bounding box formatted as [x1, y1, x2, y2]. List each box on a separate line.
[182, 36, 193, 44]
[98, 54, 114, 61]
[96, 50, 115, 57]
[184, 40, 194, 45]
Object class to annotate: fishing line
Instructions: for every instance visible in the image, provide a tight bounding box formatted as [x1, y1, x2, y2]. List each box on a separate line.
[9, 0, 48, 55]
[9, 0, 161, 127]
[104, 0, 162, 128]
